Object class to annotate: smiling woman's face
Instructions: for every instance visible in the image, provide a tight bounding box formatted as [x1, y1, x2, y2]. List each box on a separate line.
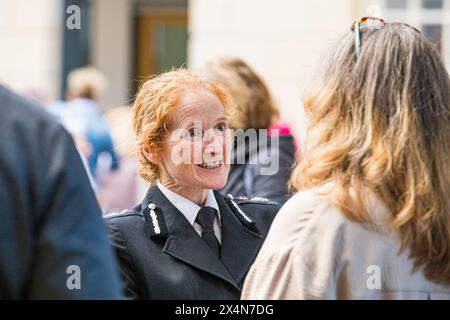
[157, 87, 232, 200]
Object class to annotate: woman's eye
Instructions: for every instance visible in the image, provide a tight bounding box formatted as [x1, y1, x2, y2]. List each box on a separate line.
[188, 128, 202, 138]
[215, 122, 228, 132]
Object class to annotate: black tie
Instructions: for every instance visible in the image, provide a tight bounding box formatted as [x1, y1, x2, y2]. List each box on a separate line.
[195, 206, 221, 258]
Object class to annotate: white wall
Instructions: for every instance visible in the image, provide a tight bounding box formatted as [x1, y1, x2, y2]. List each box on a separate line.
[0, 0, 62, 104]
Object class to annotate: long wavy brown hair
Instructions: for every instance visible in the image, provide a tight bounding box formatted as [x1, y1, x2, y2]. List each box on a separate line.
[290, 23, 450, 285]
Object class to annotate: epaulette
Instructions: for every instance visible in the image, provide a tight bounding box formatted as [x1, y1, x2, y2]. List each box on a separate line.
[142, 203, 168, 239]
[224, 194, 257, 231]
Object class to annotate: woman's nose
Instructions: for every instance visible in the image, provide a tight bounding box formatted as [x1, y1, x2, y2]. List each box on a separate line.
[203, 128, 220, 143]
[203, 130, 223, 153]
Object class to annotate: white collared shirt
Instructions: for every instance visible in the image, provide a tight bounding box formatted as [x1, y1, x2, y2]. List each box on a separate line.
[157, 181, 222, 244]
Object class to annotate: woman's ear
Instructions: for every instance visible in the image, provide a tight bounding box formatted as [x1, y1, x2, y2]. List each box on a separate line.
[142, 145, 161, 165]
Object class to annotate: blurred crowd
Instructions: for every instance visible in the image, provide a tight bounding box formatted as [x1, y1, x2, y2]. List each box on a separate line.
[46, 67, 140, 213]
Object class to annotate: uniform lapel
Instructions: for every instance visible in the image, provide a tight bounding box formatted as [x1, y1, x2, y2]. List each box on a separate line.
[142, 186, 240, 292]
[214, 192, 265, 286]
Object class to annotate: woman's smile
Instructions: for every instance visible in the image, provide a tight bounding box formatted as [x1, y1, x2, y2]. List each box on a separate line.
[197, 160, 223, 169]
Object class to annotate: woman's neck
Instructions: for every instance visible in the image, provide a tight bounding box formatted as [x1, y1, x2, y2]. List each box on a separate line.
[158, 179, 208, 207]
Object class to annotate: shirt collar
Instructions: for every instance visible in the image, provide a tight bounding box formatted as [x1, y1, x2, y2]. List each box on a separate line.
[156, 181, 220, 227]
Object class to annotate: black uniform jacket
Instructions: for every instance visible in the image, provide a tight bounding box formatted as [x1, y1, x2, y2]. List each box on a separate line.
[105, 185, 280, 299]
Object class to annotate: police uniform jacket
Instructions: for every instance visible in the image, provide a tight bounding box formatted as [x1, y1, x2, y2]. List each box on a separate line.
[105, 185, 280, 299]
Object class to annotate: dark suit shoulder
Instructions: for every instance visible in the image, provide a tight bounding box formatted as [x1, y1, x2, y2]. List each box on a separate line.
[0, 86, 62, 132]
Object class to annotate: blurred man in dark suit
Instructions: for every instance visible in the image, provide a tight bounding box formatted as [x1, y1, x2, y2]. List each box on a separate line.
[0, 85, 121, 299]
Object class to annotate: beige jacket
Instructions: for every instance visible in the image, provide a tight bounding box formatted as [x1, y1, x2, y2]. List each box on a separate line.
[241, 185, 450, 300]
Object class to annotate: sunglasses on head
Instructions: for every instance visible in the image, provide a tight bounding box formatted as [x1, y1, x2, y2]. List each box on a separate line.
[350, 16, 421, 58]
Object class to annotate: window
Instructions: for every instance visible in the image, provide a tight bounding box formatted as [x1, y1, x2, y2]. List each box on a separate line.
[384, 0, 448, 63]
[422, 24, 442, 51]
[386, 0, 408, 9]
[421, 0, 443, 8]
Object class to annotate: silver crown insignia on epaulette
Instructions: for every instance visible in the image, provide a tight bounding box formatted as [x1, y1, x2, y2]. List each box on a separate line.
[148, 203, 161, 235]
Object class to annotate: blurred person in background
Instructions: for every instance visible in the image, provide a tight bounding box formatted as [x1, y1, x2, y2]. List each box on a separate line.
[0, 85, 121, 299]
[105, 69, 279, 299]
[48, 66, 119, 179]
[204, 57, 298, 205]
[242, 18, 450, 299]
[99, 106, 139, 213]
